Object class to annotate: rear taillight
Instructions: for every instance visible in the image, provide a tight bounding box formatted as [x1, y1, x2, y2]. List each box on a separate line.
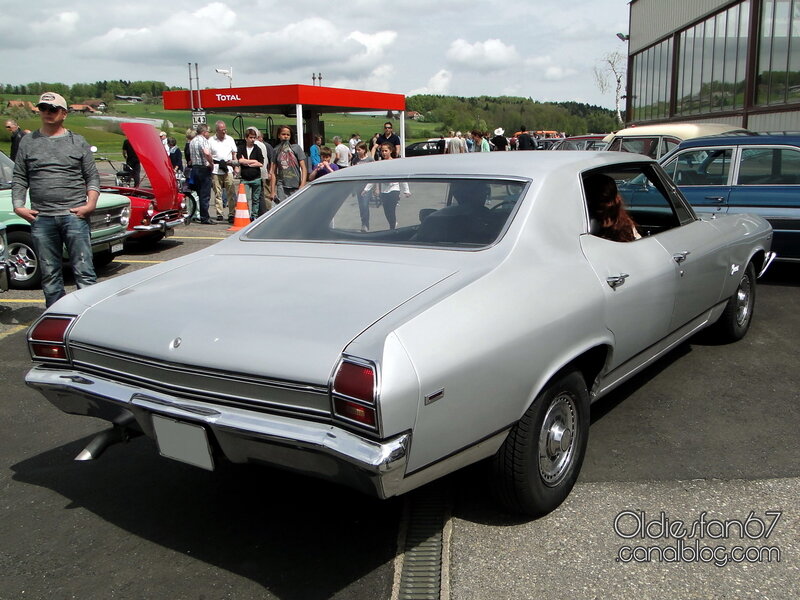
[332, 359, 378, 429]
[28, 315, 75, 361]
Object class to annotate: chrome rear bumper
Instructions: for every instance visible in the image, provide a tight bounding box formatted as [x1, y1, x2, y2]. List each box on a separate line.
[25, 366, 410, 499]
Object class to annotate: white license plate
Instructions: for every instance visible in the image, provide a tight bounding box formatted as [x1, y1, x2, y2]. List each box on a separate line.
[152, 415, 214, 471]
[111, 243, 124, 254]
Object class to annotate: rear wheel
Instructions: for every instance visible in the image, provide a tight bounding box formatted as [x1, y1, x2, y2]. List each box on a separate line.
[7, 231, 41, 290]
[708, 262, 756, 343]
[491, 370, 590, 517]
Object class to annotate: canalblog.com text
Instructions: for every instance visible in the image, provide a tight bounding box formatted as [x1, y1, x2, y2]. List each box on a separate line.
[613, 510, 783, 568]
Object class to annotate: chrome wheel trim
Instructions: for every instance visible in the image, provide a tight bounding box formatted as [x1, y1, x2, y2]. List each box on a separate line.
[735, 273, 752, 327]
[538, 392, 577, 487]
[8, 241, 38, 282]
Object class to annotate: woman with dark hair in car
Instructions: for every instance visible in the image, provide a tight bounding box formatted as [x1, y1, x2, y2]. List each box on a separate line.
[584, 173, 641, 242]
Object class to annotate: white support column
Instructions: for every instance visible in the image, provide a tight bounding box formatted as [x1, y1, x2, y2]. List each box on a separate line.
[296, 104, 304, 150]
[399, 111, 406, 157]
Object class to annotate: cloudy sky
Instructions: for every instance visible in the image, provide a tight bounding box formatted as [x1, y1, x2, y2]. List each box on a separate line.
[1, 0, 630, 108]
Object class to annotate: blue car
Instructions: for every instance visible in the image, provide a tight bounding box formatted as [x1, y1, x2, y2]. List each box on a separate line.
[657, 133, 800, 261]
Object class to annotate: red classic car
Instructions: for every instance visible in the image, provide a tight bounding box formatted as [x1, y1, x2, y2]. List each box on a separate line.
[109, 123, 188, 244]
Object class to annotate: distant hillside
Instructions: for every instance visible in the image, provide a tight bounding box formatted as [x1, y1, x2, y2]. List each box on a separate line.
[406, 95, 619, 136]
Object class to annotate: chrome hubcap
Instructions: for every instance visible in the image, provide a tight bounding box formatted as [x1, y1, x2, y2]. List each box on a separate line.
[9, 243, 37, 281]
[538, 393, 577, 487]
[735, 275, 752, 326]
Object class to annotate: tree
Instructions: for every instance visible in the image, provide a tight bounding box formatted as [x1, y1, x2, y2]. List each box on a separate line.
[594, 51, 626, 125]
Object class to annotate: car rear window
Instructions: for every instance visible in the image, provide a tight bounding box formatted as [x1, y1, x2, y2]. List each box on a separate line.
[245, 178, 527, 249]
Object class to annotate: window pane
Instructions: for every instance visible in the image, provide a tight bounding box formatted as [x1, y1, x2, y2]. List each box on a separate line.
[246, 179, 527, 248]
[672, 149, 733, 185]
[738, 147, 800, 183]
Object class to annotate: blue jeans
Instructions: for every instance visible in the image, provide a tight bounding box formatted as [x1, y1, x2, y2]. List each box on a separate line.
[31, 214, 96, 307]
[192, 165, 212, 221]
[243, 178, 263, 219]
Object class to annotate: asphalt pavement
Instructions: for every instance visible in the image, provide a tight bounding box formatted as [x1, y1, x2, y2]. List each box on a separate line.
[0, 225, 798, 599]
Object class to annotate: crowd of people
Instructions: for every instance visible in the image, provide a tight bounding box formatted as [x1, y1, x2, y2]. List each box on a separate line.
[175, 120, 412, 225]
[119, 119, 568, 226]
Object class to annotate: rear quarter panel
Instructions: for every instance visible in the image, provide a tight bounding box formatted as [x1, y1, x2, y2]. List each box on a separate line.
[384, 172, 611, 473]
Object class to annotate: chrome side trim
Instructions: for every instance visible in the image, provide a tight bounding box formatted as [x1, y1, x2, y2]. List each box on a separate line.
[69, 342, 328, 394]
[758, 251, 777, 278]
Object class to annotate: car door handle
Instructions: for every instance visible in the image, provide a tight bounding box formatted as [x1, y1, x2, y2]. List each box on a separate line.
[606, 273, 629, 289]
[704, 196, 725, 202]
[673, 251, 690, 264]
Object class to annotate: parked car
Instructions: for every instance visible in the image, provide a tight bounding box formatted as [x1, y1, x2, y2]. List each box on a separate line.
[552, 135, 608, 151]
[112, 122, 189, 244]
[657, 133, 800, 261]
[0, 223, 9, 293]
[24, 152, 773, 517]
[0, 150, 132, 290]
[405, 139, 446, 157]
[603, 123, 750, 159]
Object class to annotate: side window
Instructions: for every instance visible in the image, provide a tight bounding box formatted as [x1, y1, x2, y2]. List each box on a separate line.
[588, 164, 685, 239]
[661, 137, 681, 157]
[737, 147, 800, 185]
[607, 137, 659, 158]
[665, 148, 732, 185]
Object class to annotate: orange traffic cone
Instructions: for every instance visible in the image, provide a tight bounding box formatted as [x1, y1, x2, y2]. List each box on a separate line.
[228, 183, 251, 231]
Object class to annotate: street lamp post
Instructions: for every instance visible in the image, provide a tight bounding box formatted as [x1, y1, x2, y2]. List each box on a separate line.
[215, 68, 233, 88]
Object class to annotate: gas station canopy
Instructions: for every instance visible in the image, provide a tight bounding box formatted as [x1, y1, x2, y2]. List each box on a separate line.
[163, 84, 405, 114]
[162, 84, 407, 151]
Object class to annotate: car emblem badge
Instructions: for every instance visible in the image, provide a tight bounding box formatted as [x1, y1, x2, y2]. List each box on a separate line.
[730, 264, 740, 275]
[170, 337, 182, 349]
[105, 213, 111, 224]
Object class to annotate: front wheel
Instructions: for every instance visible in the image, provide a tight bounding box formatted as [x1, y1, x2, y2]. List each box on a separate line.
[93, 250, 115, 269]
[7, 231, 41, 290]
[491, 370, 590, 517]
[708, 262, 756, 343]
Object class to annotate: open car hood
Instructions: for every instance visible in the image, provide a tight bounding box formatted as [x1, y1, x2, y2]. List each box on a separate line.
[120, 122, 178, 208]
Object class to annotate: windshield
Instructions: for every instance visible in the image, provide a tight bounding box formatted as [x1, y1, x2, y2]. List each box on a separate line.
[245, 178, 527, 249]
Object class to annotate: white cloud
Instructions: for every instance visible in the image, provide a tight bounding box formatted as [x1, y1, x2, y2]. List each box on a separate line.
[544, 65, 578, 81]
[31, 11, 80, 36]
[0, 0, 631, 109]
[409, 70, 452, 95]
[446, 39, 520, 72]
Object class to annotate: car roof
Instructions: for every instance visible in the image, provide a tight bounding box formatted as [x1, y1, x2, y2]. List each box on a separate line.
[563, 134, 607, 140]
[676, 132, 800, 148]
[603, 122, 749, 143]
[319, 151, 653, 182]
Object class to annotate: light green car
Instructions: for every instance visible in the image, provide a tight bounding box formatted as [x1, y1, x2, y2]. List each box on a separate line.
[1, 149, 132, 289]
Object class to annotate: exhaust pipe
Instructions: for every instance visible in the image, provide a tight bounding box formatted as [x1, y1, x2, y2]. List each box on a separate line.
[75, 417, 140, 461]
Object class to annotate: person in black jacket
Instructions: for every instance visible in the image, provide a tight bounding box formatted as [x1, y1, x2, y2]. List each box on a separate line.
[5, 119, 26, 161]
[237, 127, 265, 219]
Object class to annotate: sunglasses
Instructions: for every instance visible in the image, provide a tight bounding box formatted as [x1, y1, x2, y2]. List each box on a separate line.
[38, 104, 61, 113]
[384, 126, 393, 129]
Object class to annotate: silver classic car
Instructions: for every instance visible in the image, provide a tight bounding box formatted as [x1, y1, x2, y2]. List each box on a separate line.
[24, 152, 774, 516]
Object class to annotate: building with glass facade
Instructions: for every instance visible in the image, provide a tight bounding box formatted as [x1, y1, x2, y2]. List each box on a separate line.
[627, 0, 800, 130]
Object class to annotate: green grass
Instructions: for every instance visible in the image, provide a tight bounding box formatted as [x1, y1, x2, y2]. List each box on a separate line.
[1, 100, 446, 159]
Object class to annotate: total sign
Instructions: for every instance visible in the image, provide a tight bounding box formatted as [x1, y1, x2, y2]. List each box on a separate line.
[215, 94, 242, 102]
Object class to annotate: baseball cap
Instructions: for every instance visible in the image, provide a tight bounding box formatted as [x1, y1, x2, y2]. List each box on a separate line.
[37, 92, 67, 110]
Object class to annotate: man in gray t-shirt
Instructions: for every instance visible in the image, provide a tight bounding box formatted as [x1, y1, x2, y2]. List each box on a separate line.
[12, 91, 100, 306]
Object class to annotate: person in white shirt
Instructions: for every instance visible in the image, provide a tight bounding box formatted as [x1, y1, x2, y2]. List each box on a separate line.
[332, 136, 351, 168]
[208, 120, 239, 222]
